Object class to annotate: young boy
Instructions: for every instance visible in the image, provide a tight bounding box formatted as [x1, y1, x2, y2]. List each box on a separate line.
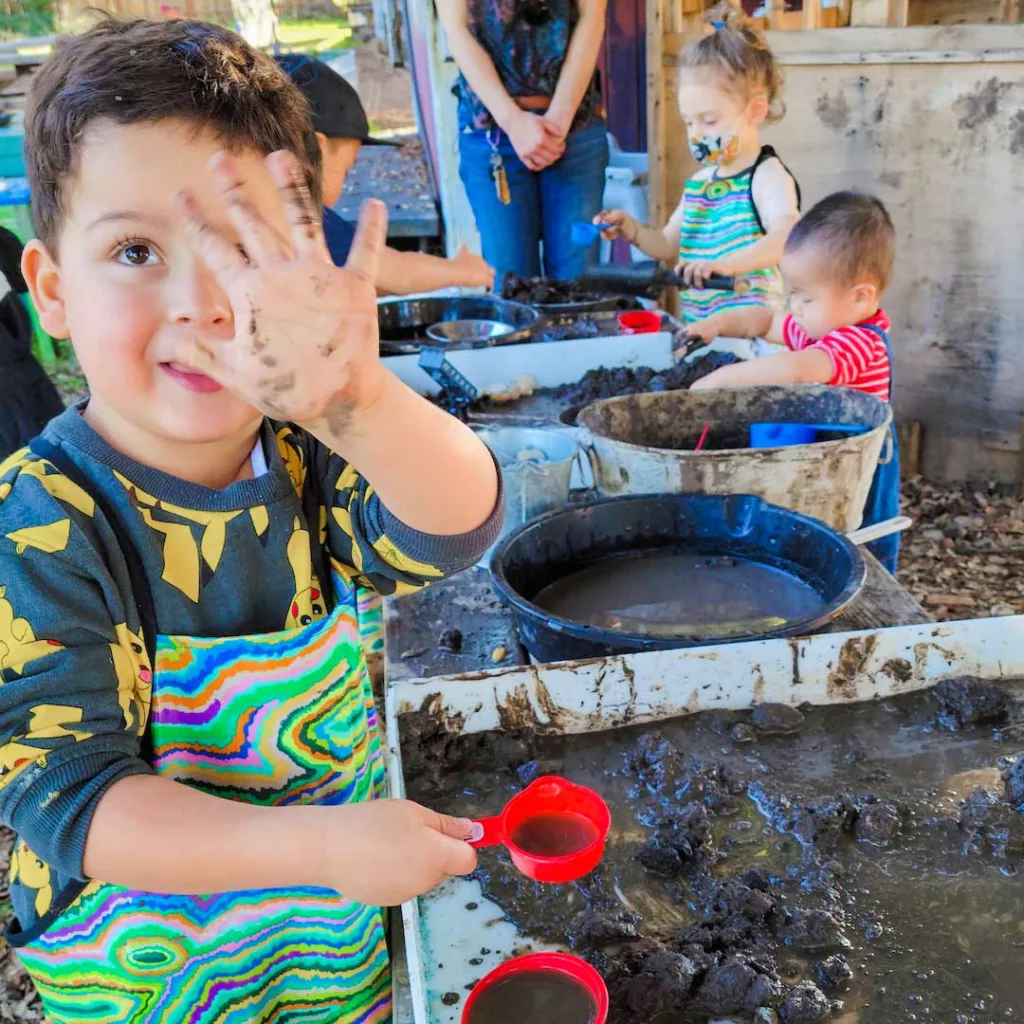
[687, 191, 900, 571]
[277, 53, 495, 294]
[0, 17, 502, 1023]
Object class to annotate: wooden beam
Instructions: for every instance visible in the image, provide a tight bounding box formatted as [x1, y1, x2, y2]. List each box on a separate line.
[887, 0, 909, 25]
[1002, 0, 1022, 21]
[803, 0, 823, 30]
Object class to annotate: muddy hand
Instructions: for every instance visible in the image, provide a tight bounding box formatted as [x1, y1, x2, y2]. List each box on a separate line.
[173, 151, 387, 430]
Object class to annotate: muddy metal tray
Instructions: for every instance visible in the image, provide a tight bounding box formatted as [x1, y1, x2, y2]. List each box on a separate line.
[384, 615, 1024, 1024]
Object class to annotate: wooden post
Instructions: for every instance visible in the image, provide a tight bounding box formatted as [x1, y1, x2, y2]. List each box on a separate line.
[803, 0, 823, 30]
[1003, 0, 1022, 22]
[647, 0, 667, 230]
[886, 0, 909, 26]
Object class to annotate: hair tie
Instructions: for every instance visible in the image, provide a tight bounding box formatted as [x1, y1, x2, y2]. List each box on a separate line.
[712, 19, 726, 28]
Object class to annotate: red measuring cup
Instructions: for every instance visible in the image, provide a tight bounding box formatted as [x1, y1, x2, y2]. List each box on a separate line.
[617, 309, 662, 334]
[468, 776, 611, 884]
[462, 951, 609, 1024]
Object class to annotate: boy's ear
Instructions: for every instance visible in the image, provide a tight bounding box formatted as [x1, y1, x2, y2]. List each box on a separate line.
[315, 131, 329, 158]
[852, 279, 880, 309]
[22, 240, 70, 340]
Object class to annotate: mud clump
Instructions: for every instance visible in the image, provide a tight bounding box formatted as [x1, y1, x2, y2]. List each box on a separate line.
[779, 908, 849, 954]
[933, 676, 1008, 730]
[438, 628, 463, 653]
[615, 946, 700, 1019]
[544, 320, 602, 341]
[692, 953, 783, 1016]
[816, 954, 853, 991]
[778, 981, 831, 1022]
[854, 800, 902, 846]
[752, 703, 806, 735]
[1001, 753, 1024, 811]
[545, 352, 740, 409]
[959, 785, 1024, 859]
[637, 802, 717, 877]
[501, 273, 612, 307]
[569, 907, 641, 950]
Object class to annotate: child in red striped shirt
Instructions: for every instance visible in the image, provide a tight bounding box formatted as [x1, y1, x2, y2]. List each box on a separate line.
[686, 191, 901, 571]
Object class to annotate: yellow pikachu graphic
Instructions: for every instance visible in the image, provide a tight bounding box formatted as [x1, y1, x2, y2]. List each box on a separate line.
[0, 586, 64, 677]
[110, 623, 153, 735]
[284, 517, 327, 630]
[10, 841, 53, 917]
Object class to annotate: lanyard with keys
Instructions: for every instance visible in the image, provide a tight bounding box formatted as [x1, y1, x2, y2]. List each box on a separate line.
[487, 129, 511, 206]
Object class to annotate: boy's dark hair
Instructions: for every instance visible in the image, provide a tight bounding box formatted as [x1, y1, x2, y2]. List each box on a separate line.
[785, 191, 896, 291]
[26, 17, 322, 253]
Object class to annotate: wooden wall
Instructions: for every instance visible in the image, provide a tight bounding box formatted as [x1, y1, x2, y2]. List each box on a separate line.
[650, 22, 1024, 483]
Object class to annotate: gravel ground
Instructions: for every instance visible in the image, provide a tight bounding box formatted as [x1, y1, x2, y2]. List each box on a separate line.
[0, 367, 1017, 1019]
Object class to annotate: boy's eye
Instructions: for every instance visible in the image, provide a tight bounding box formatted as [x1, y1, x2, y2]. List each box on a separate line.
[114, 242, 161, 267]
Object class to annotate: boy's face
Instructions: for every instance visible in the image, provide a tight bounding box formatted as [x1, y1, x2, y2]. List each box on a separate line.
[25, 120, 292, 452]
[781, 244, 880, 341]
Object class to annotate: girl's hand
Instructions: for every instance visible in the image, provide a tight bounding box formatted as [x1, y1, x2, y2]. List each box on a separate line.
[450, 245, 496, 290]
[173, 150, 387, 435]
[326, 799, 477, 907]
[595, 209, 637, 243]
[506, 109, 565, 171]
[678, 259, 731, 289]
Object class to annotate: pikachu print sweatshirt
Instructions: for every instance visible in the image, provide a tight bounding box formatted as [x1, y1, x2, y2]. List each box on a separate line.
[0, 406, 502, 940]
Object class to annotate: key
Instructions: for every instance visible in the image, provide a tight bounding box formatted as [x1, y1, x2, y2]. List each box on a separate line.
[491, 152, 511, 206]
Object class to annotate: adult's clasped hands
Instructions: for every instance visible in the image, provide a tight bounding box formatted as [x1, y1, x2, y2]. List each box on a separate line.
[506, 108, 569, 171]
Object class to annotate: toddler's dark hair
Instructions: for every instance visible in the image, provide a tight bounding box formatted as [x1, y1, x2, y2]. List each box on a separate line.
[678, 2, 784, 123]
[786, 191, 896, 291]
[25, 16, 322, 253]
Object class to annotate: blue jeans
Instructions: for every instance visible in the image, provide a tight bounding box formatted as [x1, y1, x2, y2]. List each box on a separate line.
[863, 427, 901, 574]
[459, 122, 610, 281]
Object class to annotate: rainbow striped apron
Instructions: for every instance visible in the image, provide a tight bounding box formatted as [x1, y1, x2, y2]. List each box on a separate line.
[12, 441, 391, 1024]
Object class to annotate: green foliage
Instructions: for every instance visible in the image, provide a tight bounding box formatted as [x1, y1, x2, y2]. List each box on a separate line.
[0, 0, 55, 40]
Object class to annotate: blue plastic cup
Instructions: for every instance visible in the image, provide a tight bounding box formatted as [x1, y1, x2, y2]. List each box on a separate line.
[749, 422, 868, 448]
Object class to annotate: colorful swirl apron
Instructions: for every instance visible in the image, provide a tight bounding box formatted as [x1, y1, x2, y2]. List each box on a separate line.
[12, 439, 391, 1024]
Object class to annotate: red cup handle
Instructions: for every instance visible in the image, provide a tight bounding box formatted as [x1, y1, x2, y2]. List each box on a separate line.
[468, 816, 505, 849]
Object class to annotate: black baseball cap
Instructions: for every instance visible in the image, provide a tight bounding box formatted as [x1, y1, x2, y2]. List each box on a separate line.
[276, 53, 380, 144]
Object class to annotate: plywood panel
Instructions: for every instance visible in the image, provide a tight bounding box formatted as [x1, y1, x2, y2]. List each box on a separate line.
[650, 22, 1024, 482]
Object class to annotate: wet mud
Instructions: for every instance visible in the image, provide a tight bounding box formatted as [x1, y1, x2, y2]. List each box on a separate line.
[403, 677, 1024, 1023]
[501, 274, 623, 308]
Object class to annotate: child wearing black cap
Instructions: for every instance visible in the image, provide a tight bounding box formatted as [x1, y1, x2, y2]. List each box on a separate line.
[278, 54, 494, 294]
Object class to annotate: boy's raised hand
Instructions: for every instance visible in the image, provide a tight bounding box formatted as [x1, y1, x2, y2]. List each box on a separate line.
[173, 150, 387, 433]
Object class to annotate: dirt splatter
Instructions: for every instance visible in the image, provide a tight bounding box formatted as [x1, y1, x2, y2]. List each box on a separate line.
[827, 635, 878, 700]
[955, 78, 1011, 131]
[814, 92, 850, 131]
[1010, 110, 1024, 155]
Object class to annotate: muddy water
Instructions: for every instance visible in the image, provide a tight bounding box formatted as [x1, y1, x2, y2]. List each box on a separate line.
[466, 972, 597, 1024]
[511, 813, 600, 857]
[403, 680, 1024, 1023]
[532, 550, 824, 637]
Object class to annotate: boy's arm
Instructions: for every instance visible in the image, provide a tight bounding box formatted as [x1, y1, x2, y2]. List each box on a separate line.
[690, 346, 834, 390]
[686, 306, 783, 344]
[0, 514, 474, 908]
[375, 244, 494, 296]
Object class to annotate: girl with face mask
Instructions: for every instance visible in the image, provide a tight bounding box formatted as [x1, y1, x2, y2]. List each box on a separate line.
[598, 2, 800, 327]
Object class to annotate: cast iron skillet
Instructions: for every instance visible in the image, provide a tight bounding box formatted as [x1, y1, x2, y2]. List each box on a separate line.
[490, 493, 866, 663]
[377, 296, 540, 355]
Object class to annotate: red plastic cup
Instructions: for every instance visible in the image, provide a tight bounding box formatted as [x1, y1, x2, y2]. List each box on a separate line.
[468, 776, 611, 884]
[617, 310, 662, 334]
[461, 952, 609, 1024]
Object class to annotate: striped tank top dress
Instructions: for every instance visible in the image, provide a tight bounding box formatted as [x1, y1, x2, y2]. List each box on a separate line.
[678, 145, 800, 324]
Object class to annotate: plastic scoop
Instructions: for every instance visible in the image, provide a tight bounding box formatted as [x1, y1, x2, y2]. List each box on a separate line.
[749, 422, 870, 448]
[468, 776, 611, 883]
[462, 952, 609, 1024]
[570, 222, 613, 247]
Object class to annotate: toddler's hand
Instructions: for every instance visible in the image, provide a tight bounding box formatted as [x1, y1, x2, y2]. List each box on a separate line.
[173, 150, 387, 434]
[450, 245, 496, 290]
[595, 210, 636, 243]
[678, 259, 728, 289]
[679, 317, 721, 346]
[326, 799, 477, 907]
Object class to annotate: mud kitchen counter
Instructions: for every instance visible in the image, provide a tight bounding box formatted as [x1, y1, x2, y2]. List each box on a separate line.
[383, 554, 929, 685]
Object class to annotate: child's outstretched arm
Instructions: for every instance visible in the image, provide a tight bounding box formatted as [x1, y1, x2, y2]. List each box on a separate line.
[691, 346, 833, 390]
[173, 151, 500, 540]
[679, 161, 800, 288]
[376, 244, 494, 296]
[596, 203, 682, 264]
